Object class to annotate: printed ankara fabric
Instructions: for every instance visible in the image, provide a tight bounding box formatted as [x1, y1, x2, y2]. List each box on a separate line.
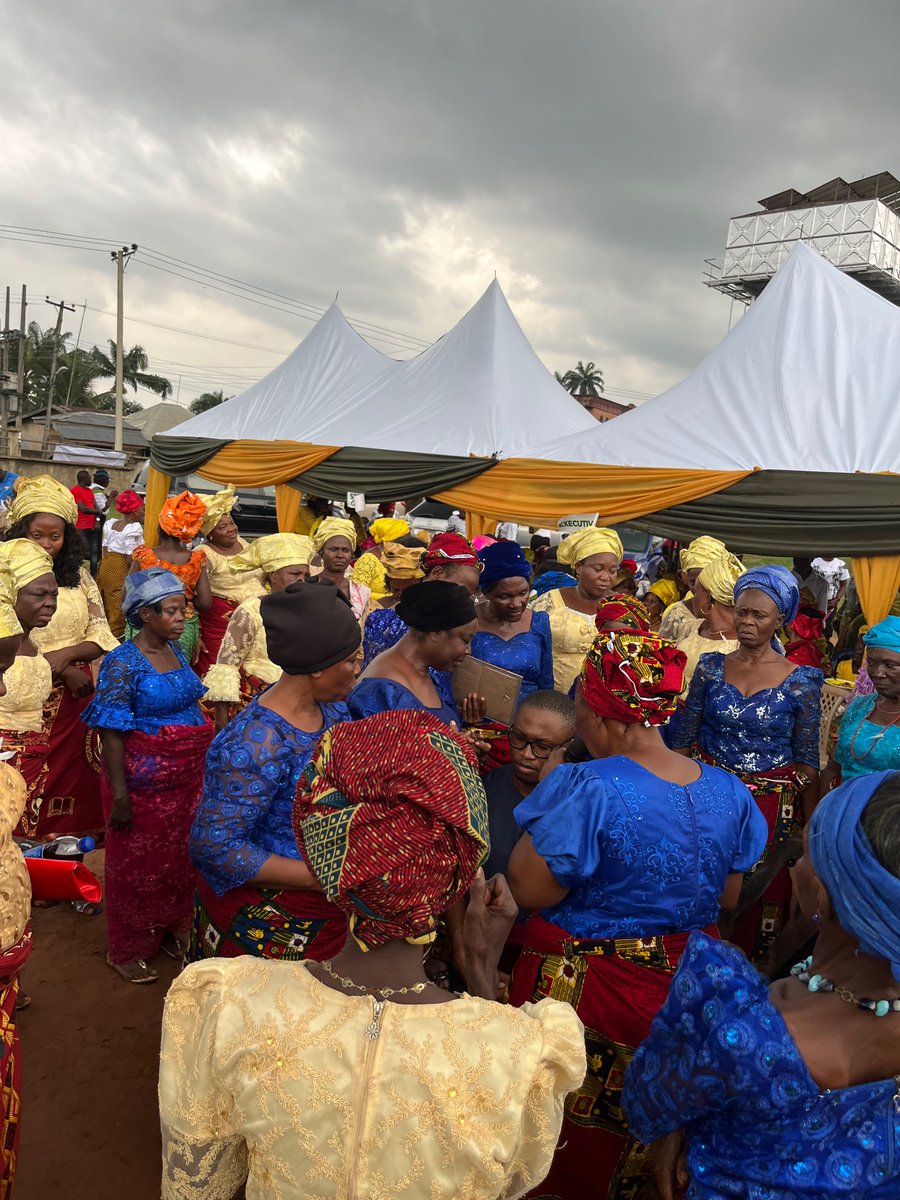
[579, 629, 686, 726]
[624, 932, 900, 1199]
[0, 930, 31, 1200]
[293, 710, 489, 948]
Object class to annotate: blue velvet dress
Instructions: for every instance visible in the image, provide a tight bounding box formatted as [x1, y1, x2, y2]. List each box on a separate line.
[624, 932, 900, 1198]
[470, 610, 554, 701]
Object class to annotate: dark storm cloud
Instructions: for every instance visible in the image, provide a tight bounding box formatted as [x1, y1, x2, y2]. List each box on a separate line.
[3, 0, 899, 403]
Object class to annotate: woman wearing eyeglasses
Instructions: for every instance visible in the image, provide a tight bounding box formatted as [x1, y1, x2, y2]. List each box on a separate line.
[506, 628, 767, 1200]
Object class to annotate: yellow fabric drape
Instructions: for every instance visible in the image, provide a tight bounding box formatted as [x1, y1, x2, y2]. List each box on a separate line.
[275, 484, 303, 533]
[852, 556, 900, 625]
[435, 460, 752, 528]
[197, 442, 339, 486]
[465, 512, 494, 539]
[144, 465, 172, 547]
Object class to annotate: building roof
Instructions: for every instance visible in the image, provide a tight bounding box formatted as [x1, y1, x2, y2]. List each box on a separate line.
[51, 410, 147, 452]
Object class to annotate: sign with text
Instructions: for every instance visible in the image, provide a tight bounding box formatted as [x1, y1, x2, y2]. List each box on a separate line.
[346, 492, 366, 511]
[558, 512, 599, 534]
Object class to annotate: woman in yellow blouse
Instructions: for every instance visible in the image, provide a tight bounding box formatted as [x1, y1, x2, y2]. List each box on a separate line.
[657, 535, 728, 643]
[202, 533, 315, 730]
[6, 476, 118, 839]
[160, 709, 585, 1200]
[676, 552, 744, 691]
[196, 485, 266, 677]
[531, 527, 623, 693]
[350, 515, 411, 601]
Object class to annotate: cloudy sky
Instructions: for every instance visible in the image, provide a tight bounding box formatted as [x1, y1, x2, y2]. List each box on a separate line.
[3, 0, 899, 410]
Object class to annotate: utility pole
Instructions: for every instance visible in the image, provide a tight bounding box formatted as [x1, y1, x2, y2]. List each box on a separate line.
[15, 286, 25, 434]
[1, 288, 9, 457]
[111, 244, 138, 453]
[42, 297, 75, 454]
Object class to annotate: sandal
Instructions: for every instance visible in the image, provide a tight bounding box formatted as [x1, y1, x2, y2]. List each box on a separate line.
[72, 899, 104, 916]
[15, 991, 31, 1012]
[106, 955, 158, 984]
[160, 931, 188, 960]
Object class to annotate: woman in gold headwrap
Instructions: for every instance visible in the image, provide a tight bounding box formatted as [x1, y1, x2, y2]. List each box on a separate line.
[202, 534, 315, 730]
[657, 535, 728, 643]
[361, 542, 426, 668]
[350, 516, 411, 602]
[195, 485, 266, 678]
[311, 516, 375, 623]
[676, 552, 744, 691]
[6, 476, 119, 840]
[531, 527, 623, 693]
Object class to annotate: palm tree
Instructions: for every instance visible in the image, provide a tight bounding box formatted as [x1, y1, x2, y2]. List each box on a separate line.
[88, 340, 173, 399]
[557, 361, 605, 397]
[189, 389, 231, 415]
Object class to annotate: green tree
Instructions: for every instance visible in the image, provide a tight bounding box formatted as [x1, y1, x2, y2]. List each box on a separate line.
[556, 360, 605, 397]
[189, 389, 232, 415]
[88, 340, 173, 400]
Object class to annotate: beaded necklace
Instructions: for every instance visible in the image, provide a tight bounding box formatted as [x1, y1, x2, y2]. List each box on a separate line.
[848, 698, 900, 762]
[791, 955, 900, 1017]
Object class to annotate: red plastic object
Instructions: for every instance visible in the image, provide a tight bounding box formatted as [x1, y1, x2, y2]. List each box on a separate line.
[25, 857, 103, 904]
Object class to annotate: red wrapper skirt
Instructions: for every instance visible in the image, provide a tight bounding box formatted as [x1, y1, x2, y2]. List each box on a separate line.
[196, 596, 238, 679]
[508, 912, 717, 1200]
[0, 929, 32, 1200]
[101, 721, 214, 964]
[34, 672, 105, 839]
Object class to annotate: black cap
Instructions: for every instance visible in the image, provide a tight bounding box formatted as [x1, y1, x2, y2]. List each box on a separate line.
[260, 581, 361, 674]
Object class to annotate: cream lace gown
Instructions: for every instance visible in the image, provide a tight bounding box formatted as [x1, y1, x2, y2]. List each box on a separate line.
[160, 958, 585, 1200]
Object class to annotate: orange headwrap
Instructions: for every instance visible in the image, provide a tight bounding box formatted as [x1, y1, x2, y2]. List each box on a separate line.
[158, 491, 207, 541]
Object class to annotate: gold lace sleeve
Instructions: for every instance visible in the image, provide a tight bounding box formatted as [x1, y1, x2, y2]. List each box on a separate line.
[201, 600, 260, 704]
[497, 998, 587, 1200]
[160, 963, 248, 1199]
[79, 568, 120, 652]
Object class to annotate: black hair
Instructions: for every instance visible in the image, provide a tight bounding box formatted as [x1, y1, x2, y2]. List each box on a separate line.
[530, 534, 551, 551]
[396, 533, 427, 548]
[126, 600, 165, 630]
[5, 516, 88, 588]
[518, 688, 576, 729]
[861, 773, 900, 879]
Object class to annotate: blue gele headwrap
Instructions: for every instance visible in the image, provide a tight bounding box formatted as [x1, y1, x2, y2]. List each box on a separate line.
[733, 564, 800, 626]
[532, 569, 576, 597]
[808, 771, 900, 980]
[478, 541, 532, 591]
[863, 617, 900, 655]
[123, 567, 185, 625]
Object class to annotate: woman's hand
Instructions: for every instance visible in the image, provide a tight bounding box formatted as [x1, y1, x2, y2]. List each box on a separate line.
[460, 692, 487, 725]
[651, 1129, 689, 1200]
[213, 702, 233, 733]
[61, 664, 94, 699]
[109, 793, 133, 832]
[462, 869, 519, 996]
[449, 721, 490, 764]
[44, 648, 73, 676]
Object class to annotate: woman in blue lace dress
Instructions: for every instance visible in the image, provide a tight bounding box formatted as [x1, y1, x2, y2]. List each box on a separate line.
[670, 565, 823, 966]
[624, 770, 900, 1200]
[506, 628, 767, 1199]
[83, 569, 214, 984]
[361, 541, 425, 669]
[188, 583, 360, 962]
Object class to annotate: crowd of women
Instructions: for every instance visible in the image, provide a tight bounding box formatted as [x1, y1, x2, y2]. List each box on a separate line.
[1, 474, 898, 1199]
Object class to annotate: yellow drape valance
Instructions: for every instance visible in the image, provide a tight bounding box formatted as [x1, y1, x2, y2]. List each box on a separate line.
[437, 461, 752, 529]
[852, 555, 900, 626]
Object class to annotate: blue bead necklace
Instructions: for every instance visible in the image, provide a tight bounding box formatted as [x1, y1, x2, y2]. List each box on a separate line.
[791, 955, 900, 1017]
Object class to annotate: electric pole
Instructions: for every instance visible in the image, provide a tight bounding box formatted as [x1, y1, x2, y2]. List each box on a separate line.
[42, 298, 75, 453]
[15, 286, 25, 434]
[111, 244, 138, 453]
[1, 288, 9, 457]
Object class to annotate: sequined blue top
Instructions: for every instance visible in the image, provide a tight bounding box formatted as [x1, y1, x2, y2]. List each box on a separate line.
[835, 694, 900, 780]
[189, 696, 351, 896]
[623, 932, 900, 1198]
[669, 653, 823, 773]
[82, 640, 206, 734]
[362, 607, 406, 669]
[470, 610, 553, 701]
[347, 676, 460, 726]
[514, 758, 767, 939]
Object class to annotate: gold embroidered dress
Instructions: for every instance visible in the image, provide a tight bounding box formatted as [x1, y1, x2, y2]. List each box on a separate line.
[531, 589, 597, 694]
[201, 597, 278, 708]
[160, 958, 585, 1200]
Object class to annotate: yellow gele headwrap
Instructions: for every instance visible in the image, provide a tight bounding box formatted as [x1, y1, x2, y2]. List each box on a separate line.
[369, 517, 410, 544]
[0, 539, 55, 590]
[557, 526, 624, 568]
[312, 516, 358, 553]
[680, 535, 728, 572]
[698, 552, 746, 607]
[230, 533, 314, 576]
[200, 484, 238, 535]
[0, 559, 22, 639]
[9, 474, 78, 528]
[382, 542, 425, 580]
[649, 577, 680, 609]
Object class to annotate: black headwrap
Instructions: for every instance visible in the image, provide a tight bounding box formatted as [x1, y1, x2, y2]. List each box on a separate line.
[261, 580, 361, 674]
[395, 580, 477, 633]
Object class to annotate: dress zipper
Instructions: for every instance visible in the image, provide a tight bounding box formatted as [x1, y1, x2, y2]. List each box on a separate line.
[345, 999, 385, 1200]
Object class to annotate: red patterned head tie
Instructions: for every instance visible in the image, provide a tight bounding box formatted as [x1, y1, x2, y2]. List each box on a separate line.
[293, 710, 489, 949]
[579, 629, 686, 727]
[422, 532, 480, 572]
[595, 593, 651, 633]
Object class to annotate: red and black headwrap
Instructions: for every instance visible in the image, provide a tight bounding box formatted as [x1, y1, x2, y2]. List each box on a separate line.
[596, 593, 651, 633]
[422, 532, 480, 573]
[579, 629, 686, 726]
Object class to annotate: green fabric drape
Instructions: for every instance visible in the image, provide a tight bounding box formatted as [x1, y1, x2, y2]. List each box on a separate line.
[150, 436, 232, 476]
[291, 446, 495, 502]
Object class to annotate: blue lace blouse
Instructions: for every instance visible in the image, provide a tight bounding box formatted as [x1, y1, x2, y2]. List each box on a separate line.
[82, 640, 207, 734]
[669, 653, 823, 773]
[470, 610, 553, 701]
[362, 607, 406, 669]
[347, 676, 460, 726]
[623, 933, 900, 1198]
[514, 757, 767, 938]
[835, 694, 900, 780]
[189, 696, 351, 896]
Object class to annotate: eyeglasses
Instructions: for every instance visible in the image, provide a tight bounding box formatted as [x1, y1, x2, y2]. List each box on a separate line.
[508, 729, 572, 760]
